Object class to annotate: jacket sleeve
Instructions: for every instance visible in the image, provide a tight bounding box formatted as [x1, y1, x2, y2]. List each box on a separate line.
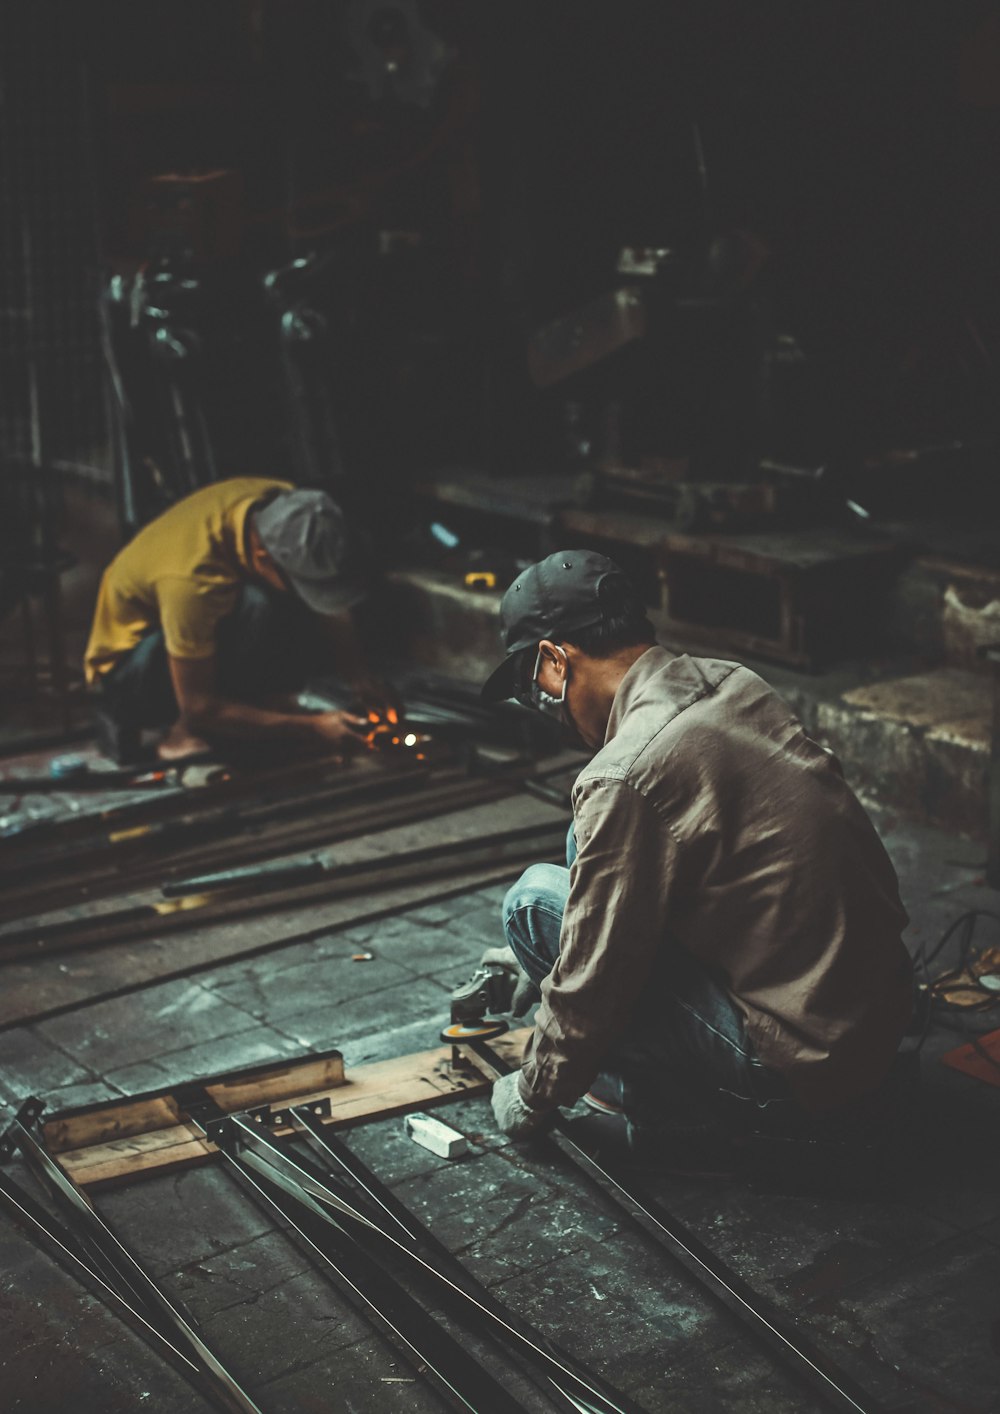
[519, 775, 683, 1110]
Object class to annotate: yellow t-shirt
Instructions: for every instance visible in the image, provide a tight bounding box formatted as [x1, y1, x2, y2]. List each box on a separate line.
[84, 477, 293, 685]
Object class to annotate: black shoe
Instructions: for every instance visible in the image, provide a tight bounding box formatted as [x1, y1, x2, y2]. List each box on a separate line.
[93, 705, 144, 766]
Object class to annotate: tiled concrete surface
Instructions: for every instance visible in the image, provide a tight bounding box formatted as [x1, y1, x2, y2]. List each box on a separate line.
[2, 819, 1000, 1412]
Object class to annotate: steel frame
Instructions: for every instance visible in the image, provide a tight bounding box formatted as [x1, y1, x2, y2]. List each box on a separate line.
[2, 1024, 882, 1412]
[221, 1100, 643, 1414]
[0, 1101, 262, 1414]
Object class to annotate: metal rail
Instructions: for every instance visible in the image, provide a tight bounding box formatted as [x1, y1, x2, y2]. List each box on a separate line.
[468, 1040, 883, 1414]
[0, 819, 569, 961]
[0, 1104, 262, 1414]
[0, 768, 499, 922]
[220, 1108, 641, 1414]
[0, 759, 433, 901]
[288, 1104, 644, 1414]
[183, 1099, 530, 1414]
[0, 746, 365, 854]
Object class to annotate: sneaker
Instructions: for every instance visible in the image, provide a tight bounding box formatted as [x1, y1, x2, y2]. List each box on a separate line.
[582, 1090, 624, 1116]
[581, 1072, 627, 1116]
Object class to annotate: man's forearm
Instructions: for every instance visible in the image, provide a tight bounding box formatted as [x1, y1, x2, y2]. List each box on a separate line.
[185, 697, 321, 743]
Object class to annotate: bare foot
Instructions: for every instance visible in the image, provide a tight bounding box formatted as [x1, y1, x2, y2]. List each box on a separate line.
[156, 725, 212, 762]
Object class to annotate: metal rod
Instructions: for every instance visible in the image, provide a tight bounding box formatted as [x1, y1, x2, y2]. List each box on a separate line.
[0, 1168, 234, 1404]
[0, 820, 568, 959]
[164, 819, 570, 899]
[0, 748, 411, 856]
[1, 758, 431, 893]
[3, 1109, 263, 1414]
[1, 764, 541, 922]
[467, 1041, 882, 1414]
[234, 1112, 643, 1414]
[205, 1132, 528, 1414]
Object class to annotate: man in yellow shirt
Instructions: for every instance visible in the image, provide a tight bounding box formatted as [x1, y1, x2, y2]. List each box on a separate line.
[85, 477, 378, 763]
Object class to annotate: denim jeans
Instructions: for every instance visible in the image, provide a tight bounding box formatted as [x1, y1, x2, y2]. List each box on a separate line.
[503, 826, 794, 1126]
[98, 584, 319, 729]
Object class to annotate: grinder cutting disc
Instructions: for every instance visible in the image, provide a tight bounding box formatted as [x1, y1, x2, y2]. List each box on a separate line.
[441, 1020, 509, 1042]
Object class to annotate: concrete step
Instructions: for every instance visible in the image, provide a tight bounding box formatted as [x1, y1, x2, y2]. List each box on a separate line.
[775, 664, 990, 841]
[882, 552, 1000, 673]
[380, 567, 991, 841]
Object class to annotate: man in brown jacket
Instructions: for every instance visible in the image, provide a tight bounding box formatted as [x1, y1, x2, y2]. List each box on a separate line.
[481, 550, 913, 1142]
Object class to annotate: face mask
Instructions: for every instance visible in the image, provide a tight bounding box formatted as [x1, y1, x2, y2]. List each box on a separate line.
[529, 646, 569, 723]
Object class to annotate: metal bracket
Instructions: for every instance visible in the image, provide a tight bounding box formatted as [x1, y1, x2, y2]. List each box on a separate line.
[0, 1097, 47, 1163]
[244, 1096, 331, 1133]
[174, 1084, 233, 1148]
[178, 1088, 333, 1150]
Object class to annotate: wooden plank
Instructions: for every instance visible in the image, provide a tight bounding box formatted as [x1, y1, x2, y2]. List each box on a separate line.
[55, 1031, 530, 1189]
[43, 1049, 347, 1153]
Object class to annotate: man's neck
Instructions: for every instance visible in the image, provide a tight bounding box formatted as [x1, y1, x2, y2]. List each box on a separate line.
[592, 643, 654, 736]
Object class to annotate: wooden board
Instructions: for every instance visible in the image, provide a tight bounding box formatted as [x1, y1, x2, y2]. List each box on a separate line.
[48, 1030, 531, 1189]
[43, 1048, 348, 1152]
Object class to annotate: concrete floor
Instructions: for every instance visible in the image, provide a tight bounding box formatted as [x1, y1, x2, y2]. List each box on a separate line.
[2, 798, 1000, 1413]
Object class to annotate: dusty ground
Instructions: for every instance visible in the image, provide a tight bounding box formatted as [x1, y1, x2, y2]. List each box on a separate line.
[1, 789, 999, 1413]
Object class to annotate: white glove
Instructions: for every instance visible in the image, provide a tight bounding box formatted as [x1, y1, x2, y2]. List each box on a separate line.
[479, 946, 540, 1018]
[491, 1071, 551, 1139]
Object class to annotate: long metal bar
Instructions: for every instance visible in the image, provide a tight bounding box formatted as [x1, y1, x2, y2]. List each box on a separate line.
[0, 748, 415, 856]
[161, 818, 570, 901]
[291, 1108, 642, 1414]
[0, 820, 569, 960]
[0, 775, 451, 925]
[1, 763, 426, 878]
[0, 1168, 229, 1403]
[233, 1112, 643, 1414]
[189, 1114, 528, 1414]
[3, 1109, 263, 1414]
[468, 1041, 882, 1414]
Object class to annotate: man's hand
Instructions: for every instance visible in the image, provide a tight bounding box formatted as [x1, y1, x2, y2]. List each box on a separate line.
[479, 946, 540, 1018]
[491, 1072, 551, 1140]
[351, 675, 403, 720]
[309, 710, 369, 751]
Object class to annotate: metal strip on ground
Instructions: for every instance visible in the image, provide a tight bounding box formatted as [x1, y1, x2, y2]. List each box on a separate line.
[468, 1039, 884, 1414]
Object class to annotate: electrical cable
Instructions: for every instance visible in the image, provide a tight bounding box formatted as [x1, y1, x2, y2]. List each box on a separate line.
[910, 907, 1000, 1057]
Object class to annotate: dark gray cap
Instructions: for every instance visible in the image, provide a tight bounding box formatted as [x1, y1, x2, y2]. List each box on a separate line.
[254, 489, 366, 613]
[481, 550, 639, 702]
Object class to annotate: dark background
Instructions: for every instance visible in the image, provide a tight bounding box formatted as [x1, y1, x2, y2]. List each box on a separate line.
[4, 1, 1000, 511]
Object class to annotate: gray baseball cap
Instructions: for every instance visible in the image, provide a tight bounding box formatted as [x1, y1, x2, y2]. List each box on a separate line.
[481, 550, 640, 702]
[254, 489, 367, 613]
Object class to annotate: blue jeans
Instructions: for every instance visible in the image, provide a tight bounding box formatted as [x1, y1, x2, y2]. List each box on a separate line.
[98, 584, 318, 729]
[503, 826, 794, 1126]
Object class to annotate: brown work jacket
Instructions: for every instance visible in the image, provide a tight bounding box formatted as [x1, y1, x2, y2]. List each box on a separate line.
[519, 646, 913, 1114]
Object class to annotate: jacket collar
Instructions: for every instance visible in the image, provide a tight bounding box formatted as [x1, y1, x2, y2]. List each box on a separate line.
[604, 646, 728, 745]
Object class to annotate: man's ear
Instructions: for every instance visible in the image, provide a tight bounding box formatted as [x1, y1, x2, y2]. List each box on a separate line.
[538, 639, 568, 678]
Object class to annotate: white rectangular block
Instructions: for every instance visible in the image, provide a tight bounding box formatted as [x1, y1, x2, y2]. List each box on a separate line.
[404, 1112, 469, 1160]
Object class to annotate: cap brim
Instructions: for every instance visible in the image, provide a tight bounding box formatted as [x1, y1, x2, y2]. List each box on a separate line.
[288, 573, 368, 614]
[481, 648, 530, 703]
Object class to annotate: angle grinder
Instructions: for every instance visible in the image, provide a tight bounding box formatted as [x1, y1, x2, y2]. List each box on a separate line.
[441, 964, 515, 1043]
